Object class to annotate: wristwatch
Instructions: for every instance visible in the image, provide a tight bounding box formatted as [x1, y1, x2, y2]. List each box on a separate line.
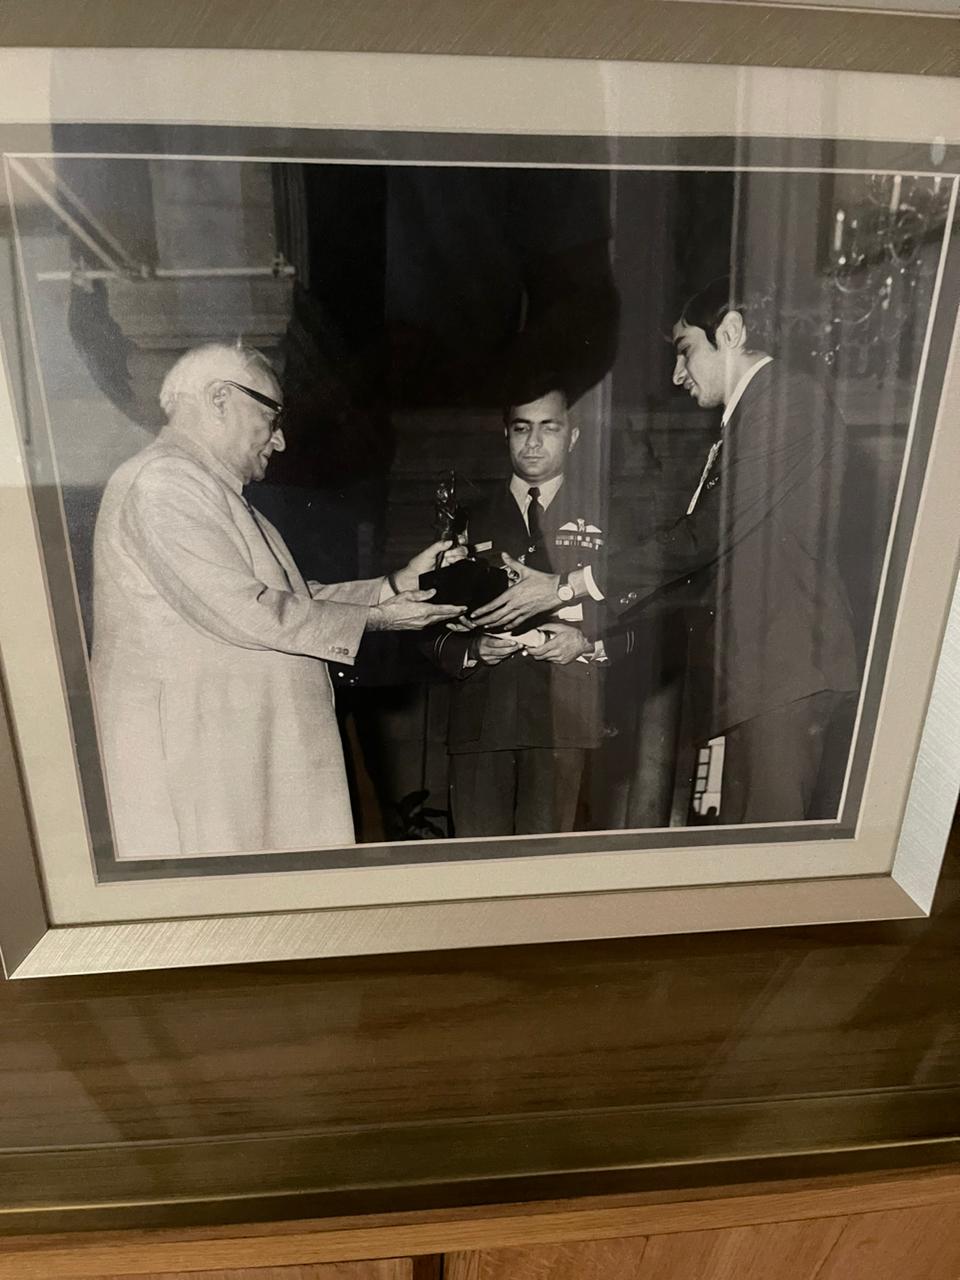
[556, 573, 575, 603]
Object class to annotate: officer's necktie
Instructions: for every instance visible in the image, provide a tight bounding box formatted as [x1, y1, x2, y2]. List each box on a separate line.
[526, 486, 547, 568]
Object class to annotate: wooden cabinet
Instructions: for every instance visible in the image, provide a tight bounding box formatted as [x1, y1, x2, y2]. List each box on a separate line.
[445, 1199, 960, 1280]
[447, 1238, 653, 1279]
[112, 1265, 418, 1280]
[15, 1201, 960, 1280]
[0, 825, 956, 1279]
[6, 1169, 960, 1280]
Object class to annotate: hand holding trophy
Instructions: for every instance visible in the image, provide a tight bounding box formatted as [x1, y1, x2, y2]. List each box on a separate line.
[418, 470, 511, 611]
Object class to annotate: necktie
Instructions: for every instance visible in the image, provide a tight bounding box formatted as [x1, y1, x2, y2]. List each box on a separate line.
[686, 438, 723, 516]
[526, 486, 546, 567]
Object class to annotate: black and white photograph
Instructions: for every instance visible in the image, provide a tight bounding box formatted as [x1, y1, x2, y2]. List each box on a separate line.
[0, 43, 956, 977]
[3, 121, 957, 880]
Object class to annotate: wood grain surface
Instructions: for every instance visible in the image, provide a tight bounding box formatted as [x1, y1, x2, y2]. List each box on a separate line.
[7, 1185, 960, 1276]
[0, 1166, 958, 1277]
[444, 1219, 845, 1279]
[0, 0, 956, 76]
[628, 1219, 845, 1279]
[445, 1238, 654, 1279]
[444, 1200, 960, 1278]
[814, 1202, 960, 1279]
[2, 833, 956, 1145]
[0, 824, 955, 1231]
[104, 1266, 413, 1280]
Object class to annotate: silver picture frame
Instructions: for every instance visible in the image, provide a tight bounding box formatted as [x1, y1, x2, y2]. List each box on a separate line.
[0, 39, 957, 976]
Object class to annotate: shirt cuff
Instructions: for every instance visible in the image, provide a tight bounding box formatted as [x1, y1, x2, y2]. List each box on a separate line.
[377, 575, 396, 602]
[436, 630, 478, 672]
[461, 635, 479, 670]
[555, 602, 584, 622]
[577, 639, 608, 665]
[573, 565, 604, 601]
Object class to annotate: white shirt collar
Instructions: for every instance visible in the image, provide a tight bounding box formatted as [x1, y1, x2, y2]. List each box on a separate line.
[510, 471, 564, 512]
[721, 355, 774, 428]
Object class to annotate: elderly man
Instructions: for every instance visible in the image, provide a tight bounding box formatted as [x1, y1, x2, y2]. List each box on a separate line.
[470, 278, 859, 825]
[92, 342, 463, 859]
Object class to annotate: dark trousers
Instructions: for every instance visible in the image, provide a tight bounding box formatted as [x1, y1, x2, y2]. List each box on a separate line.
[450, 748, 587, 837]
[717, 690, 857, 825]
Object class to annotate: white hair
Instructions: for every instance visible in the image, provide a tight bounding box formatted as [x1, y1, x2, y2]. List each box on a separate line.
[159, 342, 275, 418]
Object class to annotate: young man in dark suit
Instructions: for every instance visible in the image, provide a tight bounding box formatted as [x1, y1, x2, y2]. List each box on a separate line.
[430, 389, 611, 837]
[471, 279, 860, 825]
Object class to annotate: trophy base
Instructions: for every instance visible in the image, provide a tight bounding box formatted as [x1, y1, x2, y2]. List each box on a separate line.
[419, 557, 509, 612]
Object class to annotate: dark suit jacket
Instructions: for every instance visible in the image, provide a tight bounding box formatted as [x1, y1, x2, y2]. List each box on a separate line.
[434, 478, 608, 753]
[600, 361, 859, 741]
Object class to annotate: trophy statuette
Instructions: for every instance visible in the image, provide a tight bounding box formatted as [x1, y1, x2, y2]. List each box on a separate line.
[418, 470, 510, 611]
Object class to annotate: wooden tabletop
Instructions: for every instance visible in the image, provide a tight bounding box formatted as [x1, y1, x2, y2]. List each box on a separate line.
[0, 819, 956, 1232]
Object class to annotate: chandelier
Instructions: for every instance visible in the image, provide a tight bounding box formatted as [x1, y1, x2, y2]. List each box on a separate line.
[814, 172, 954, 378]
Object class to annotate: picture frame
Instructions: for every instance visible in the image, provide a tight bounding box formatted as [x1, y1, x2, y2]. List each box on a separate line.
[0, 35, 957, 978]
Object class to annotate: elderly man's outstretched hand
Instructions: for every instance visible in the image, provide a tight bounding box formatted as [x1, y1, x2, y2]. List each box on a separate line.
[368, 589, 465, 631]
[393, 539, 469, 592]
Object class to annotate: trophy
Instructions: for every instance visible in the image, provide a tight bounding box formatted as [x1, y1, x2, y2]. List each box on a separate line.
[433, 469, 468, 543]
[418, 469, 510, 611]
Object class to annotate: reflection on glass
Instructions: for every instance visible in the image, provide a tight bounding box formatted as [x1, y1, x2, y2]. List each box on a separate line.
[5, 149, 953, 863]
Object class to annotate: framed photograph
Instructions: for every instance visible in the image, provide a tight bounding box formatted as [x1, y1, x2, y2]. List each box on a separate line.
[0, 43, 958, 977]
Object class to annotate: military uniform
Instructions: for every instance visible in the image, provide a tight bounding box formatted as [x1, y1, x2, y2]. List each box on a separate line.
[432, 477, 609, 836]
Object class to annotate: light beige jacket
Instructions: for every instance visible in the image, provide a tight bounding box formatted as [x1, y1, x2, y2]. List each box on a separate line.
[91, 427, 381, 859]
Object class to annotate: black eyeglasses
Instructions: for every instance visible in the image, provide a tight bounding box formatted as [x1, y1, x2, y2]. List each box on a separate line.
[221, 380, 284, 425]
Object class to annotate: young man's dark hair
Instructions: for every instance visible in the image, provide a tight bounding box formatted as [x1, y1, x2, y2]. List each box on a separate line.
[680, 275, 777, 353]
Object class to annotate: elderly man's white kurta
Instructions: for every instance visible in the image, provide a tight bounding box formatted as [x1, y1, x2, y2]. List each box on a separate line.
[92, 427, 382, 858]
